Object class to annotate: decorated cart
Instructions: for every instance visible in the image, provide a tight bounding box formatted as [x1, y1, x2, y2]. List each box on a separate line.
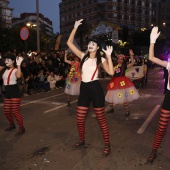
[125, 55, 148, 87]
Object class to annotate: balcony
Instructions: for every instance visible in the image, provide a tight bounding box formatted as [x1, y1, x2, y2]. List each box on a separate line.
[97, 0, 107, 3]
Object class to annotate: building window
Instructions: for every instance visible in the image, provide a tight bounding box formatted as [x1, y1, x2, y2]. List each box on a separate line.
[113, 13, 117, 18]
[113, 6, 116, 11]
[142, 18, 145, 22]
[142, 1, 145, 7]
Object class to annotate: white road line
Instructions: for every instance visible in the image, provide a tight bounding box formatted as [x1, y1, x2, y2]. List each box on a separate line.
[20, 93, 65, 106]
[44, 100, 78, 113]
[137, 104, 161, 134]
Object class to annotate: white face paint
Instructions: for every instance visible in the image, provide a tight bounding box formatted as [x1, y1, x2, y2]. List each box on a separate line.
[5, 58, 14, 67]
[88, 41, 98, 52]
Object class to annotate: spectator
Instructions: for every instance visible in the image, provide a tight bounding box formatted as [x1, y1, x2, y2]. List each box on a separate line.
[47, 71, 56, 90]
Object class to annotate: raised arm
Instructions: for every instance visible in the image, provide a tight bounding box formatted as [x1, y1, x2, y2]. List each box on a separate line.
[66, 19, 84, 59]
[127, 49, 134, 68]
[15, 57, 23, 78]
[149, 27, 167, 68]
[64, 50, 71, 65]
[102, 46, 114, 76]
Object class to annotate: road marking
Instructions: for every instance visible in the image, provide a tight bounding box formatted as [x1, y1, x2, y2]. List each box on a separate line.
[137, 104, 160, 134]
[44, 100, 78, 113]
[20, 93, 65, 106]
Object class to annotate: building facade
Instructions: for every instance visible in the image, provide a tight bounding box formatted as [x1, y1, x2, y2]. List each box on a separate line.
[59, 0, 152, 50]
[12, 12, 53, 36]
[150, 0, 170, 38]
[0, 0, 13, 28]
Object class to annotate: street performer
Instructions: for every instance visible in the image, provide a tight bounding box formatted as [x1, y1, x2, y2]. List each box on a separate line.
[67, 19, 114, 156]
[147, 27, 170, 164]
[0, 53, 25, 136]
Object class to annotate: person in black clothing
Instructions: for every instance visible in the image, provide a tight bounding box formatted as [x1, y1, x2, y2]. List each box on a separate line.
[67, 19, 114, 157]
[163, 66, 168, 94]
[0, 53, 25, 136]
[147, 27, 170, 164]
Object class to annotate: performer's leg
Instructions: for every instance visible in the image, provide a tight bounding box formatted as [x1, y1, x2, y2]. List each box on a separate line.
[4, 98, 16, 131]
[72, 106, 88, 149]
[106, 103, 114, 113]
[147, 109, 170, 163]
[124, 102, 130, 117]
[67, 95, 71, 107]
[10, 98, 25, 136]
[94, 107, 110, 156]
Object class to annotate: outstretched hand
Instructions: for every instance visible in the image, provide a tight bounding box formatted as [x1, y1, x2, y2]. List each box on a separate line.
[74, 19, 83, 29]
[16, 56, 23, 66]
[102, 46, 113, 56]
[150, 27, 161, 43]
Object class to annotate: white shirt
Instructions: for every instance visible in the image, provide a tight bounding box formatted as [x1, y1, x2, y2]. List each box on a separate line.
[81, 54, 105, 82]
[166, 61, 170, 90]
[3, 68, 17, 85]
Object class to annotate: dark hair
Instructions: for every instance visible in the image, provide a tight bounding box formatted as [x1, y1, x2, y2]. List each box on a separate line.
[5, 53, 16, 61]
[4, 53, 17, 68]
[80, 38, 103, 78]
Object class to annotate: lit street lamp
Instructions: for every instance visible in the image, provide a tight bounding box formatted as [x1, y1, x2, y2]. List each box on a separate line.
[163, 22, 166, 27]
[26, 23, 37, 28]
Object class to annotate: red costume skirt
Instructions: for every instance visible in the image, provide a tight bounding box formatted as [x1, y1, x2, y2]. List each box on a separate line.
[105, 76, 139, 104]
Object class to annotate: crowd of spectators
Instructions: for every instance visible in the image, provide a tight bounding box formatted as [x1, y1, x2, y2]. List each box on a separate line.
[0, 50, 76, 100]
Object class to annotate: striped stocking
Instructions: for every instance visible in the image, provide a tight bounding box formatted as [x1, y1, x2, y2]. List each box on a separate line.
[4, 98, 14, 125]
[76, 106, 88, 142]
[152, 109, 170, 152]
[94, 107, 109, 144]
[10, 98, 23, 127]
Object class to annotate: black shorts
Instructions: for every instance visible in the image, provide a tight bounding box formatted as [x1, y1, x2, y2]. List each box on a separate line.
[162, 90, 170, 111]
[4, 84, 21, 99]
[77, 80, 105, 108]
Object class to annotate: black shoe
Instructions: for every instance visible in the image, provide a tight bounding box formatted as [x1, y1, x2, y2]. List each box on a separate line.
[5, 124, 16, 131]
[146, 151, 157, 164]
[72, 141, 85, 150]
[125, 111, 130, 117]
[106, 107, 114, 113]
[67, 101, 71, 107]
[15, 127, 25, 137]
[102, 143, 111, 157]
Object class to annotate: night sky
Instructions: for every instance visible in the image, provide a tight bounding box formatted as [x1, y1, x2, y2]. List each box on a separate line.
[9, 0, 61, 33]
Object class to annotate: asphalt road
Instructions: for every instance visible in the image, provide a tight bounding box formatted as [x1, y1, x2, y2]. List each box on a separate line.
[0, 67, 170, 170]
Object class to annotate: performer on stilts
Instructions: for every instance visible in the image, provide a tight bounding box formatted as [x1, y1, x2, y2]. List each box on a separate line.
[105, 49, 139, 118]
[0, 53, 25, 136]
[67, 19, 114, 156]
[64, 50, 81, 107]
[147, 27, 170, 164]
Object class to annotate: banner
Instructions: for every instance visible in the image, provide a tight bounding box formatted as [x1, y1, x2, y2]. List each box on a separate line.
[55, 34, 62, 50]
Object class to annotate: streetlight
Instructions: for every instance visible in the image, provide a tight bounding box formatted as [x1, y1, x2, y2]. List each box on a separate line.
[163, 22, 166, 27]
[36, 0, 40, 53]
[26, 22, 37, 28]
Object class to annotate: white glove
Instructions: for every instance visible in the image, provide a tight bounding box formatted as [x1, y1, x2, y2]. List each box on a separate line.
[150, 27, 160, 43]
[16, 56, 23, 66]
[74, 19, 83, 29]
[102, 46, 113, 55]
